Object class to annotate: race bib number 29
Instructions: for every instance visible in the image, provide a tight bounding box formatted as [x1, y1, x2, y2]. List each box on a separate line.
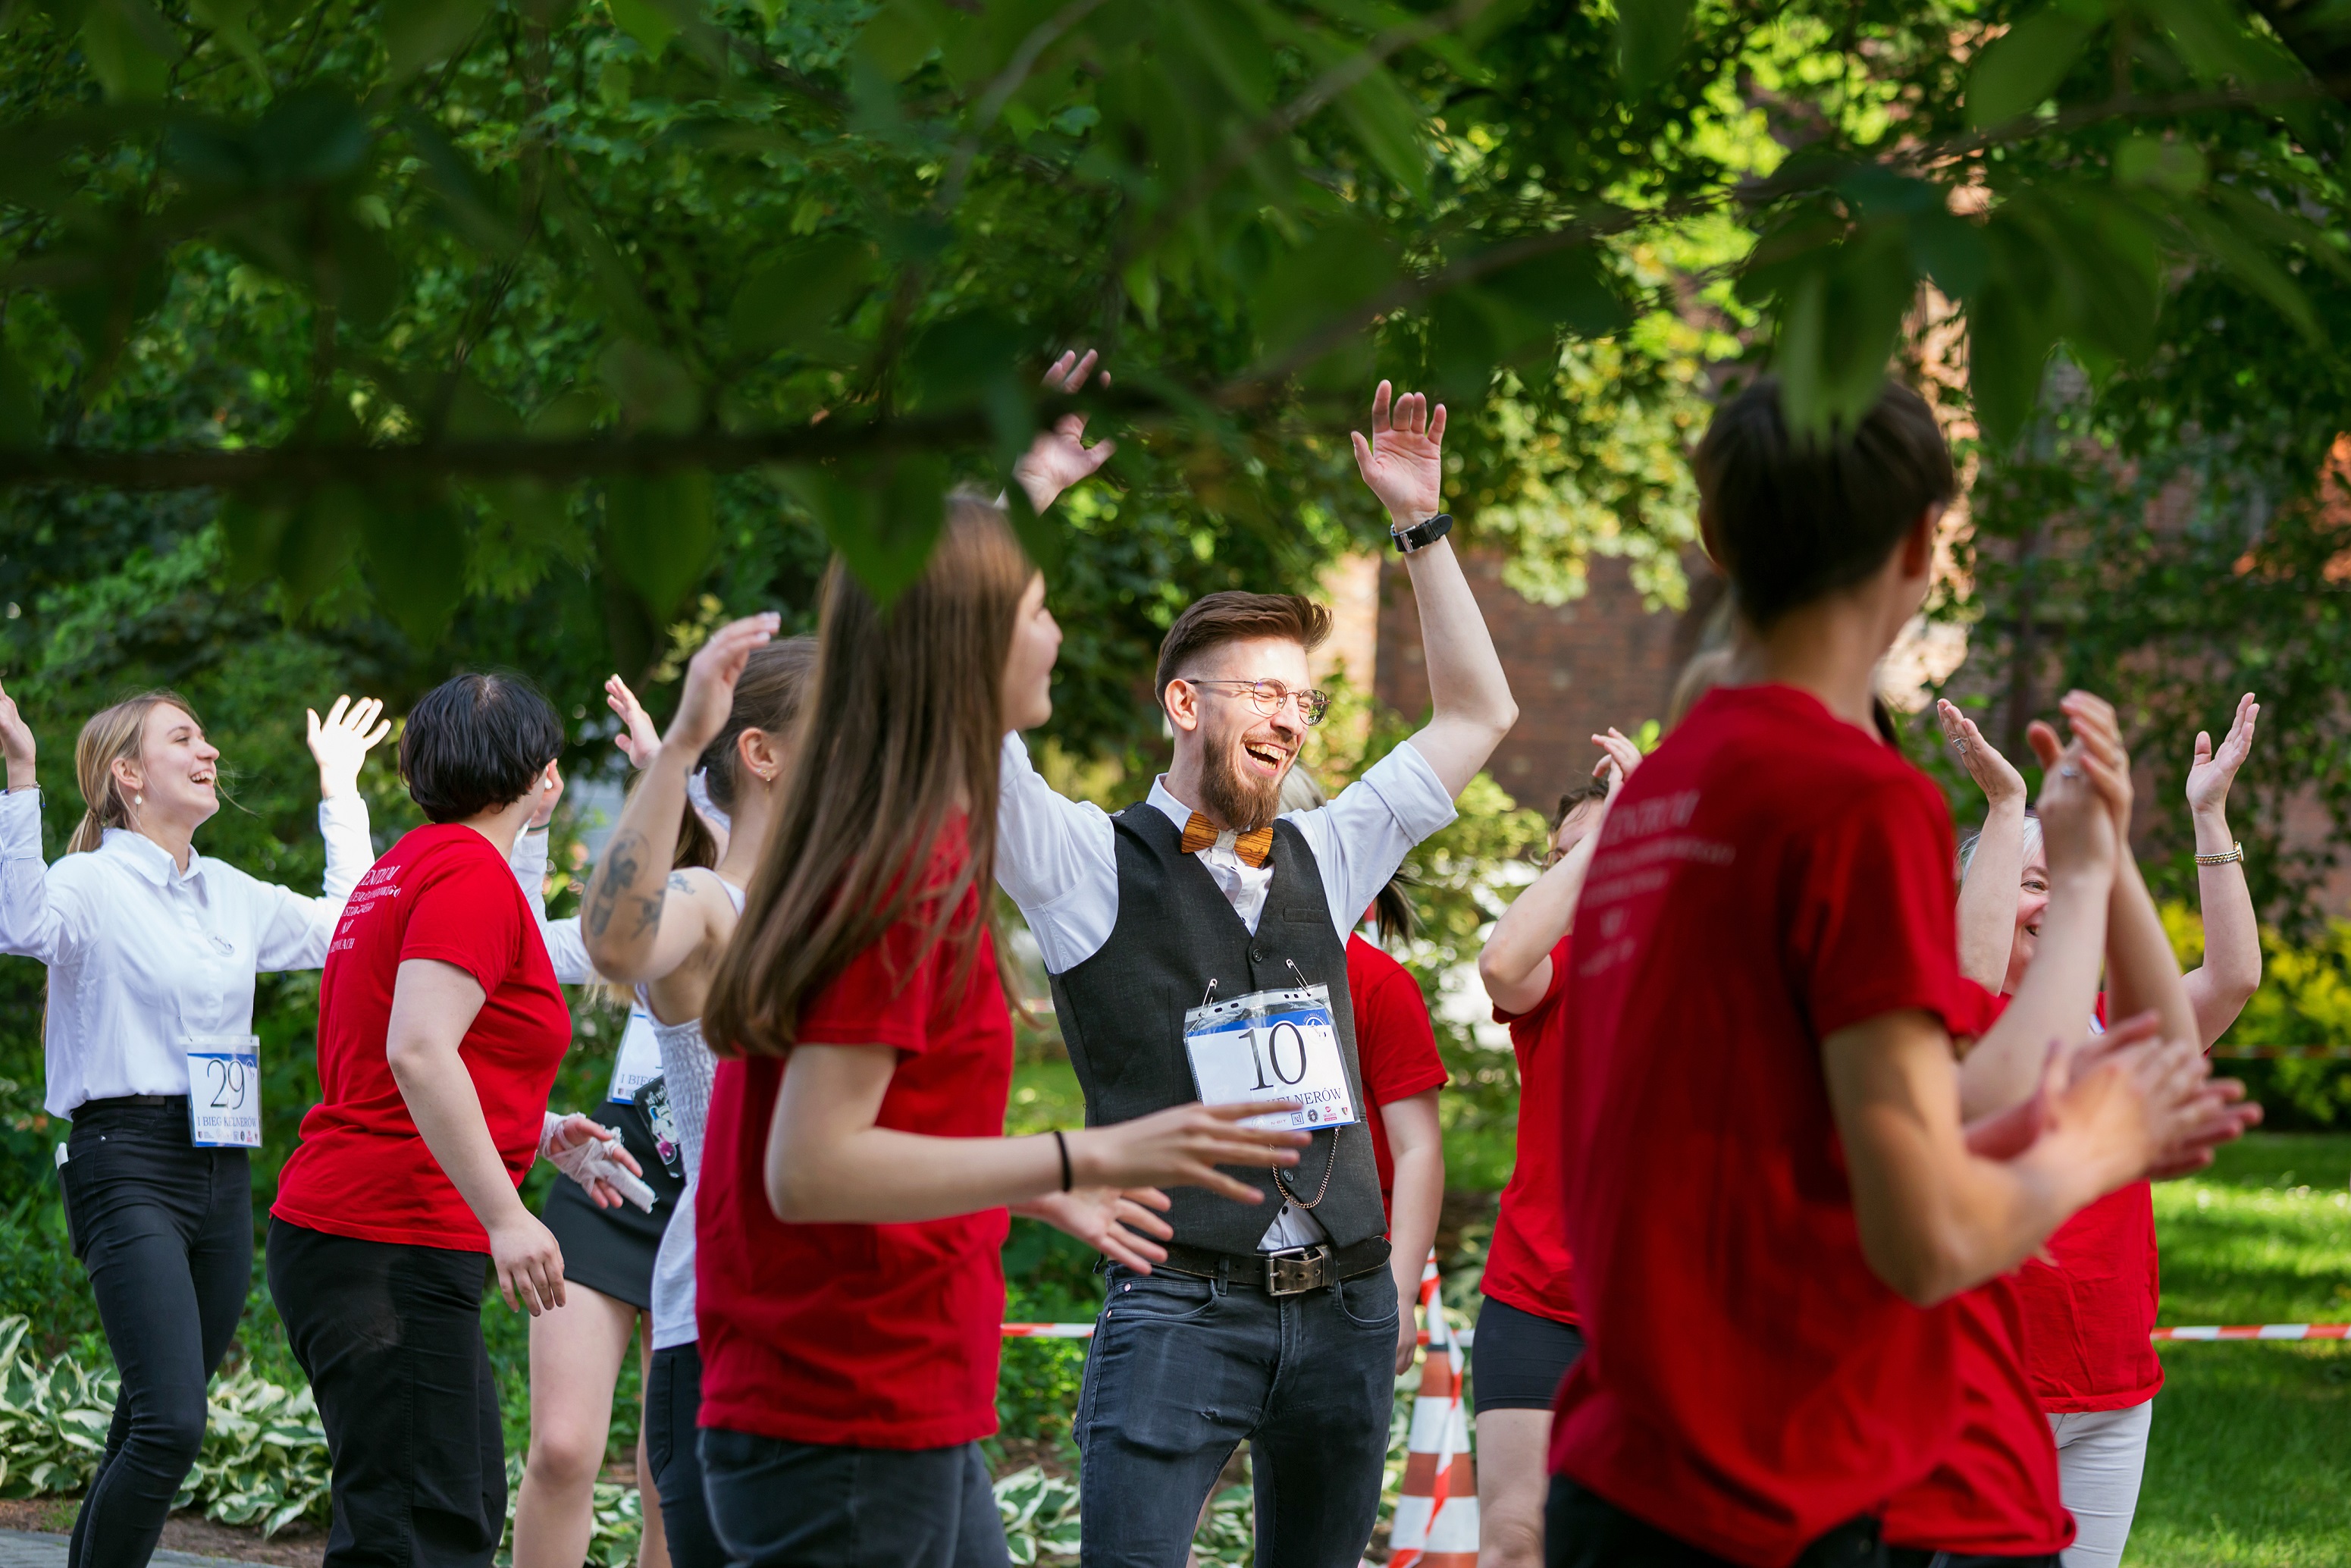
[183, 1034, 262, 1149]
[1183, 985, 1358, 1132]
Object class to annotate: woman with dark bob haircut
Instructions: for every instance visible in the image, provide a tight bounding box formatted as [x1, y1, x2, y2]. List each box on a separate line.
[271, 673, 641, 1568]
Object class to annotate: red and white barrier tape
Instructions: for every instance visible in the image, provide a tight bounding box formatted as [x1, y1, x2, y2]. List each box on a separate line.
[2211, 1046, 2351, 1058]
[1011, 1322, 2350, 1344]
[2152, 1323, 2351, 1341]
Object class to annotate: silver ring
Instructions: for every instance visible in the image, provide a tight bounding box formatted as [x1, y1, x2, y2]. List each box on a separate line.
[2060, 764, 2082, 779]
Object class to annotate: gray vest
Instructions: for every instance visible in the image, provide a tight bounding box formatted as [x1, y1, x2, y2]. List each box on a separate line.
[1045, 804, 1387, 1256]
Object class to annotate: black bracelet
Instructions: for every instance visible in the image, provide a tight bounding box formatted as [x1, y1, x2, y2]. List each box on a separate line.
[1053, 1130, 1073, 1193]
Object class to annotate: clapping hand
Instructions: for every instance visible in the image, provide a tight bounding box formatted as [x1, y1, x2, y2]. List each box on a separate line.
[605, 675, 662, 770]
[306, 696, 391, 801]
[1012, 348, 1116, 515]
[1936, 699, 2026, 809]
[2186, 692, 2259, 818]
[1350, 381, 1446, 525]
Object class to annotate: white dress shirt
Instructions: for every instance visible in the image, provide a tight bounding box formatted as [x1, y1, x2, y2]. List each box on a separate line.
[0, 789, 375, 1118]
[508, 828, 596, 983]
[995, 732, 1456, 1248]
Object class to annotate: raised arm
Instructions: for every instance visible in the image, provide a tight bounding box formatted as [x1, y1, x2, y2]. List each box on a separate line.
[255, 696, 390, 971]
[1957, 698, 2122, 1120]
[0, 682, 82, 964]
[1479, 732, 1641, 1015]
[581, 615, 778, 984]
[1350, 382, 1518, 799]
[2181, 692, 2262, 1045]
[1939, 700, 2029, 992]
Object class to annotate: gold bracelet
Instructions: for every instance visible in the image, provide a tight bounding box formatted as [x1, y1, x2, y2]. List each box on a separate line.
[2196, 842, 2245, 867]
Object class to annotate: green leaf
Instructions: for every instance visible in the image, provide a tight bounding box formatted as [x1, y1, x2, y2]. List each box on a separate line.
[1616, 0, 1691, 93]
[218, 494, 293, 590]
[278, 487, 361, 611]
[399, 110, 519, 259]
[857, 0, 939, 83]
[1965, 3, 2101, 129]
[1334, 66, 1429, 199]
[726, 234, 876, 357]
[1770, 223, 1916, 437]
[1967, 221, 2066, 447]
[79, 0, 176, 101]
[1478, 245, 1633, 340]
[604, 0, 675, 56]
[383, 0, 491, 84]
[2114, 135, 2207, 196]
[360, 492, 468, 644]
[777, 455, 951, 604]
[1908, 209, 1989, 301]
[0, 345, 39, 447]
[603, 470, 716, 619]
[188, 0, 267, 87]
[1249, 218, 1397, 360]
[599, 338, 703, 435]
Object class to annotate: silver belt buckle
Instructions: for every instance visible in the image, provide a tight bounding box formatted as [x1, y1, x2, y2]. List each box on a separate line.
[1262, 1245, 1331, 1296]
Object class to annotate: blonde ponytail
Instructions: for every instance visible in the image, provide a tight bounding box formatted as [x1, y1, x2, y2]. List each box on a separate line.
[66, 691, 193, 855]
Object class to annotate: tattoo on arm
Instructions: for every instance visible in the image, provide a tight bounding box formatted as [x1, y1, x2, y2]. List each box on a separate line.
[666, 871, 695, 894]
[630, 895, 662, 940]
[585, 833, 647, 940]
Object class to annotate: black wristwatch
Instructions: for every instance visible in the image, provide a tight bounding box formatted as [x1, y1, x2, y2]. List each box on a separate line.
[1390, 512, 1453, 554]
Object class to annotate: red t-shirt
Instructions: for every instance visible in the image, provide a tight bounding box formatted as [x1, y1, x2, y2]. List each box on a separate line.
[1547, 685, 1986, 1568]
[2008, 993, 2163, 1411]
[1880, 1279, 2074, 1554]
[274, 824, 572, 1252]
[696, 879, 1016, 1450]
[1880, 981, 2072, 1556]
[1483, 934, 1578, 1325]
[1348, 933, 1448, 1216]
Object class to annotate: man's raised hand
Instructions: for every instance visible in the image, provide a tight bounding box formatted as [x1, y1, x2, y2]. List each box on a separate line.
[1350, 380, 1446, 525]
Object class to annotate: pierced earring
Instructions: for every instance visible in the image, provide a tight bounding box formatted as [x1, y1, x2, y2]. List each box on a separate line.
[133, 794, 142, 806]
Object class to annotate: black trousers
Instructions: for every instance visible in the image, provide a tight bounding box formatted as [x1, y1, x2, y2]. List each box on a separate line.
[58, 1097, 252, 1568]
[646, 1342, 729, 1568]
[1545, 1477, 1887, 1568]
[266, 1219, 505, 1568]
[701, 1428, 1008, 1568]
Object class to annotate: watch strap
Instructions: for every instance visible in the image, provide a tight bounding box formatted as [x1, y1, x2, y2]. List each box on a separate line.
[1390, 512, 1454, 554]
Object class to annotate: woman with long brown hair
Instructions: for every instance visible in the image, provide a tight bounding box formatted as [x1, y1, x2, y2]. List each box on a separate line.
[0, 681, 389, 1568]
[693, 497, 1312, 1568]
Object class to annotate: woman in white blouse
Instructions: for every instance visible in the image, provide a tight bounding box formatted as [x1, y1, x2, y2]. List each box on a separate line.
[0, 682, 387, 1568]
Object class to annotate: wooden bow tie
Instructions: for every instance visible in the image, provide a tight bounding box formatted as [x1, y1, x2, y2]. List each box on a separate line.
[1180, 812, 1274, 869]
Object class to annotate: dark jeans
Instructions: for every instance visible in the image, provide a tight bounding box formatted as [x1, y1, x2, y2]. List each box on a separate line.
[1545, 1477, 1889, 1568]
[266, 1219, 504, 1568]
[58, 1099, 252, 1568]
[701, 1428, 1007, 1568]
[646, 1343, 729, 1568]
[1073, 1263, 1396, 1568]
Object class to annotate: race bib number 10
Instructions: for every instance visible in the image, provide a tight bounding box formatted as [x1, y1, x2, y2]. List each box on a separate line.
[183, 1034, 262, 1149]
[1183, 985, 1358, 1132]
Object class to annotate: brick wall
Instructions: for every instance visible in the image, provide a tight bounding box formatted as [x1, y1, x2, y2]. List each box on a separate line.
[1373, 549, 1719, 814]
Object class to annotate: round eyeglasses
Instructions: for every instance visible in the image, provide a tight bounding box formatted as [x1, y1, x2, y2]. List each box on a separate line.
[1181, 678, 1332, 727]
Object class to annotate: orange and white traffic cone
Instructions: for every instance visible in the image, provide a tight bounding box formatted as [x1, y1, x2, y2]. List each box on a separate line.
[1387, 1250, 1478, 1568]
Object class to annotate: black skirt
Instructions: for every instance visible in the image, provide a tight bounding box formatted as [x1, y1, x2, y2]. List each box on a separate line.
[539, 1095, 685, 1311]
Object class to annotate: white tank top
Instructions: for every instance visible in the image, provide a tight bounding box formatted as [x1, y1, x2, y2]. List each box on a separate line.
[647, 877, 745, 1350]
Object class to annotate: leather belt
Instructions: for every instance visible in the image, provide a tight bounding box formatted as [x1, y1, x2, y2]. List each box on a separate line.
[77, 1094, 187, 1112]
[1155, 1236, 1391, 1297]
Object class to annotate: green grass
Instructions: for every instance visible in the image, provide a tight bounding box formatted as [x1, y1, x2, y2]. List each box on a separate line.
[2130, 1134, 2351, 1566]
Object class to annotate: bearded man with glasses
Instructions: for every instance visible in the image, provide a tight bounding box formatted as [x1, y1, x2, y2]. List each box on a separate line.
[999, 362, 1519, 1568]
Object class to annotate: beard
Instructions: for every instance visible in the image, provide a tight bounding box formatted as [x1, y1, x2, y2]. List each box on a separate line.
[1199, 734, 1284, 832]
